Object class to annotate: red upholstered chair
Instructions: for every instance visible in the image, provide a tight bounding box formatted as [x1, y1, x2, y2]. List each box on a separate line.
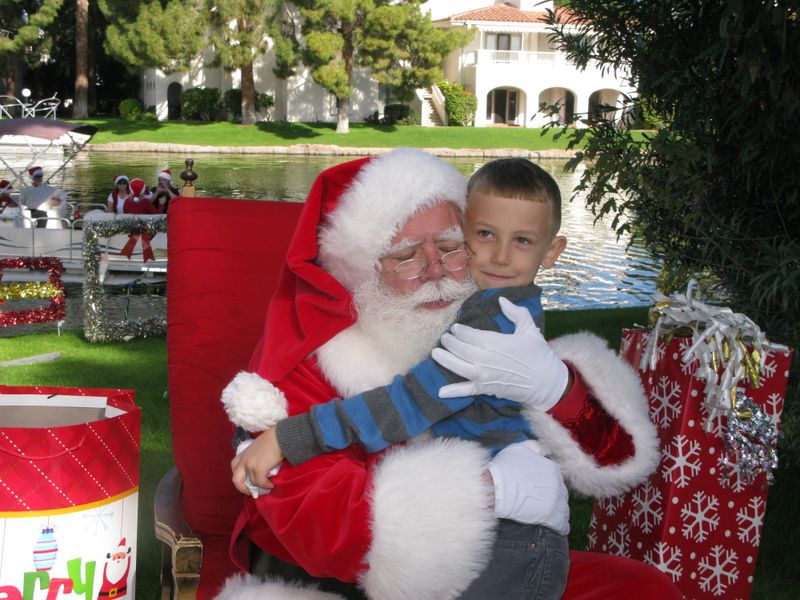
[156, 197, 303, 599]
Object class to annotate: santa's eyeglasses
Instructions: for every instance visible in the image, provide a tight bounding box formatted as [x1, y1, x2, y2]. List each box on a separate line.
[386, 248, 470, 280]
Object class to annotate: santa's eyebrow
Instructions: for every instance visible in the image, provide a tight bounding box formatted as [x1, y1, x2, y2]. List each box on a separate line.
[436, 226, 464, 243]
[385, 226, 464, 256]
[385, 238, 421, 255]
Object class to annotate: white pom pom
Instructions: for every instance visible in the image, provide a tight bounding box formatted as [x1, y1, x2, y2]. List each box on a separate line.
[221, 371, 288, 432]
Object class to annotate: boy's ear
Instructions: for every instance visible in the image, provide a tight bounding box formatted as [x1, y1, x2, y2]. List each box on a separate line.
[542, 235, 567, 269]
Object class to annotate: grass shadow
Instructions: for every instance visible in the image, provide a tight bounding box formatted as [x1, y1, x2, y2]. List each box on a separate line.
[255, 121, 327, 140]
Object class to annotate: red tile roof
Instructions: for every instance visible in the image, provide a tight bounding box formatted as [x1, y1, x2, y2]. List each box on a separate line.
[447, 4, 574, 24]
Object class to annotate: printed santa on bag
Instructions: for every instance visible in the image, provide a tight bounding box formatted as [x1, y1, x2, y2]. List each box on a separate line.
[587, 285, 793, 599]
[0, 386, 140, 599]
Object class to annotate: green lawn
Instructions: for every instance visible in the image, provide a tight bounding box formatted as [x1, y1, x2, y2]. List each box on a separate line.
[1, 307, 798, 599]
[84, 117, 581, 150]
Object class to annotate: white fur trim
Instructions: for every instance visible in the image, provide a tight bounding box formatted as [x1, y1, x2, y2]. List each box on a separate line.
[214, 573, 346, 600]
[114, 175, 129, 185]
[527, 332, 660, 498]
[319, 148, 468, 291]
[316, 322, 405, 396]
[221, 371, 288, 432]
[157, 170, 172, 182]
[361, 438, 496, 600]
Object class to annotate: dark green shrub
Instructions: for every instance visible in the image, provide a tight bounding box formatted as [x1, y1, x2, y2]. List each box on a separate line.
[255, 92, 274, 113]
[382, 103, 410, 125]
[118, 98, 143, 121]
[223, 89, 243, 121]
[223, 89, 274, 121]
[180, 87, 222, 121]
[546, 0, 800, 460]
[437, 81, 476, 126]
[364, 110, 381, 124]
[397, 109, 419, 126]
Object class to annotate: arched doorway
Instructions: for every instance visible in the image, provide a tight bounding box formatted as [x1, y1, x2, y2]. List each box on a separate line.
[537, 87, 576, 125]
[167, 82, 183, 120]
[486, 87, 522, 125]
[589, 89, 624, 124]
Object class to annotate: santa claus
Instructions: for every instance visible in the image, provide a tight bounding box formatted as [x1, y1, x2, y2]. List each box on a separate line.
[96, 538, 131, 599]
[218, 148, 678, 599]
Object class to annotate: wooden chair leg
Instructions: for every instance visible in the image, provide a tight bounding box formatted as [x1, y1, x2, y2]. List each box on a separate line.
[155, 466, 203, 599]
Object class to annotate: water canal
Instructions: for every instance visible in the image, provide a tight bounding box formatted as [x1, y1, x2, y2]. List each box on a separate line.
[3, 151, 660, 335]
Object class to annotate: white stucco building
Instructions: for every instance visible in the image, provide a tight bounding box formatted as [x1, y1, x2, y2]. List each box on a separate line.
[141, 46, 383, 124]
[141, 1, 633, 128]
[425, 0, 634, 127]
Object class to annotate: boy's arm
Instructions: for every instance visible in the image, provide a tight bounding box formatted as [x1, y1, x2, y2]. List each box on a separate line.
[275, 360, 477, 465]
[276, 288, 541, 465]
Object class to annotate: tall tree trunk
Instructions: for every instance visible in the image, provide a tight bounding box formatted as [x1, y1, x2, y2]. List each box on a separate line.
[241, 61, 256, 125]
[336, 27, 355, 134]
[4, 56, 15, 98]
[336, 97, 350, 133]
[73, 0, 89, 118]
[87, 4, 96, 114]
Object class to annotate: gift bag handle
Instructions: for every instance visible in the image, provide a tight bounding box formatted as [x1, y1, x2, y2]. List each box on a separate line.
[0, 433, 87, 460]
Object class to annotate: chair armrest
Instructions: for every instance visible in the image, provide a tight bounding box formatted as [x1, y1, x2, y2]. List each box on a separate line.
[155, 466, 203, 599]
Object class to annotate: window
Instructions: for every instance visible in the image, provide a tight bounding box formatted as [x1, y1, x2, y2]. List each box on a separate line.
[485, 33, 521, 51]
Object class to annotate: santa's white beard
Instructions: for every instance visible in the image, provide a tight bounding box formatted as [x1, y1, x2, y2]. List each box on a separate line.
[352, 276, 477, 375]
[106, 556, 129, 584]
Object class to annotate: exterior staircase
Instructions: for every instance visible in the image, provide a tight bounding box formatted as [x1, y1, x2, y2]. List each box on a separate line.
[419, 86, 447, 127]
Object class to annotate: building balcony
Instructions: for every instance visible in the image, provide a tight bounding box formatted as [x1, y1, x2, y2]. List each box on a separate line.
[466, 49, 572, 68]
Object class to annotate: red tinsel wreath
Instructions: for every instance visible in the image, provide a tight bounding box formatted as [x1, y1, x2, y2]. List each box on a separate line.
[0, 257, 66, 327]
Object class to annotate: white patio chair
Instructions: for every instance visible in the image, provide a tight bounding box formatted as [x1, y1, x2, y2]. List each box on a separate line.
[0, 95, 25, 119]
[30, 97, 60, 119]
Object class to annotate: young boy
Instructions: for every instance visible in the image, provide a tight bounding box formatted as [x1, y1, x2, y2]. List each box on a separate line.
[232, 157, 571, 598]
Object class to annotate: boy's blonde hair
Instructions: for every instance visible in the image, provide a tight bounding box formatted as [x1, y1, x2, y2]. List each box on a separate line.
[467, 158, 562, 235]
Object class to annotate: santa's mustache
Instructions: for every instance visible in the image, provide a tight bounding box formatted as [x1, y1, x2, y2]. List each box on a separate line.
[401, 277, 477, 306]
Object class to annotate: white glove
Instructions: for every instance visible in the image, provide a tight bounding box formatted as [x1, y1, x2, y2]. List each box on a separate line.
[432, 296, 569, 411]
[488, 440, 570, 535]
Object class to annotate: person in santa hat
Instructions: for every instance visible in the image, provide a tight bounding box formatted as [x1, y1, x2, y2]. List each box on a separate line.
[96, 538, 131, 599]
[118, 177, 159, 215]
[151, 169, 179, 213]
[218, 148, 677, 600]
[0, 179, 23, 227]
[17, 166, 68, 229]
[106, 175, 132, 214]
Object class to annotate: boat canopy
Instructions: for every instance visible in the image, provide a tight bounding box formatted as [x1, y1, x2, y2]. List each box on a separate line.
[0, 118, 98, 188]
[0, 118, 98, 141]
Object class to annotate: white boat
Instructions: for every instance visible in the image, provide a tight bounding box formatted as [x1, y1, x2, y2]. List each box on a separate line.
[0, 119, 168, 285]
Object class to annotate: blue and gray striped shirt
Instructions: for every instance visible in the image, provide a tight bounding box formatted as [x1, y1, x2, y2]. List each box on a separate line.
[276, 283, 544, 465]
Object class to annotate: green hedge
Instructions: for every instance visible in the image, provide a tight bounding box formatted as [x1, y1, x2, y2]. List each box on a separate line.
[223, 89, 275, 121]
[438, 81, 477, 127]
[181, 87, 222, 121]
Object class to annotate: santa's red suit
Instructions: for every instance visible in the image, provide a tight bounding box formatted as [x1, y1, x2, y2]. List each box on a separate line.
[220, 149, 677, 600]
[97, 541, 131, 599]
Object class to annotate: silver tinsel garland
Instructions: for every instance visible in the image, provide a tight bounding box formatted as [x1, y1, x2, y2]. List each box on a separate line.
[82, 216, 167, 342]
[721, 389, 780, 487]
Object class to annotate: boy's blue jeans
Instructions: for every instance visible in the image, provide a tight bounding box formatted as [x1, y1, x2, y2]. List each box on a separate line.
[458, 520, 570, 600]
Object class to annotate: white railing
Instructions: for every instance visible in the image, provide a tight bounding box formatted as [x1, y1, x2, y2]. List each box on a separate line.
[430, 84, 448, 126]
[472, 50, 569, 67]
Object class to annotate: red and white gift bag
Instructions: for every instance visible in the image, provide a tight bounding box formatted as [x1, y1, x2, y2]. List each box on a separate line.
[588, 328, 793, 599]
[0, 386, 140, 599]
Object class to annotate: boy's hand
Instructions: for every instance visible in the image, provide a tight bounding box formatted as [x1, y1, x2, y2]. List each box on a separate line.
[231, 427, 284, 497]
[432, 296, 569, 411]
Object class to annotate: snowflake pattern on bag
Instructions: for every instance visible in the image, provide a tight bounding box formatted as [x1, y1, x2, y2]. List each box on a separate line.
[588, 329, 793, 600]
